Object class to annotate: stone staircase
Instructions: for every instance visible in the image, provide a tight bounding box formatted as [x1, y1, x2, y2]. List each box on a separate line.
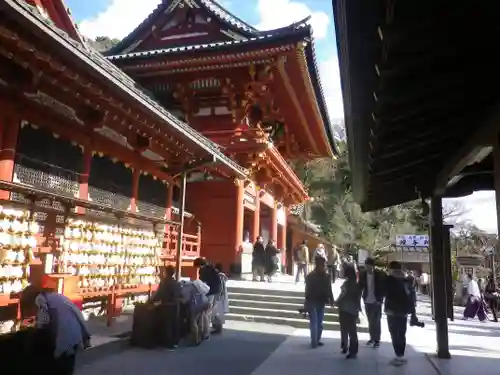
[226, 285, 368, 332]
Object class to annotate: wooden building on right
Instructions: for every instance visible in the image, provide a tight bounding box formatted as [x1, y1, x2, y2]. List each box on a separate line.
[333, 1, 500, 359]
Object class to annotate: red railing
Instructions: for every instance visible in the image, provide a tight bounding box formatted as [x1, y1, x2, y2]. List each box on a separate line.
[161, 225, 201, 260]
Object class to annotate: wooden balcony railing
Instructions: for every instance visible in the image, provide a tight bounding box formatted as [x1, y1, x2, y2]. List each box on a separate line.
[161, 225, 201, 261]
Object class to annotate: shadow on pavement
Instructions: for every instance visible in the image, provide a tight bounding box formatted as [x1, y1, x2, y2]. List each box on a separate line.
[75, 326, 289, 375]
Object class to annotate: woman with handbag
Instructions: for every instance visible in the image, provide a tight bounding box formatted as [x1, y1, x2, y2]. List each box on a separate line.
[20, 285, 91, 375]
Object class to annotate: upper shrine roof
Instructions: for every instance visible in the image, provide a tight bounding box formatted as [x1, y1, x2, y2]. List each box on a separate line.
[105, 0, 337, 158]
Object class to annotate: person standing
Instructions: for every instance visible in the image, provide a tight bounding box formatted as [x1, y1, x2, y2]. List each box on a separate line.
[485, 275, 498, 322]
[358, 257, 385, 348]
[194, 258, 223, 340]
[265, 239, 280, 282]
[252, 236, 266, 281]
[463, 274, 487, 322]
[326, 245, 339, 283]
[336, 264, 361, 359]
[294, 240, 309, 283]
[304, 256, 334, 348]
[384, 261, 414, 366]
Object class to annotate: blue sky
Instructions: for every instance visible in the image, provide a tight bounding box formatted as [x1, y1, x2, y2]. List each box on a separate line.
[64, 0, 498, 232]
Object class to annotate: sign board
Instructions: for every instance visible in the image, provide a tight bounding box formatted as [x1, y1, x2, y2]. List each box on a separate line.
[395, 234, 429, 248]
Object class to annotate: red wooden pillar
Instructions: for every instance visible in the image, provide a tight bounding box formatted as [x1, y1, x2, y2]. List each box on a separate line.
[234, 180, 244, 263]
[252, 187, 261, 242]
[164, 183, 174, 255]
[0, 113, 20, 200]
[76, 147, 92, 214]
[130, 168, 140, 212]
[279, 207, 287, 266]
[271, 202, 278, 243]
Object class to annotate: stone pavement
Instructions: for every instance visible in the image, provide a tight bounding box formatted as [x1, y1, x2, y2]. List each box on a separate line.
[75, 287, 500, 375]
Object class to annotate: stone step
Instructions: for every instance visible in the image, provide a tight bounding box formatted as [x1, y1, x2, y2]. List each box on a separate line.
[227, 286, 305, 298]
[229, 298, 338, 314]
[228, 305, 339, 321]
[228, 292, 304, 305]
[225, 313, 369, 332]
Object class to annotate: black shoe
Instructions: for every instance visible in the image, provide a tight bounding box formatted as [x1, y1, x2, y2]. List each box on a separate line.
[318, 342, 324, 347]
[341, 348, 347, 354]
[166, 345, 178, 351]
[366, 340, 373, 346]
[346, 353, 357, 359]
[373, 342, 380, 348]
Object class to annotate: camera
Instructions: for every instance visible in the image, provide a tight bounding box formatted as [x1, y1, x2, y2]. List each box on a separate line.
[298, 307, 309, 319]
[409, 314, 425, 328]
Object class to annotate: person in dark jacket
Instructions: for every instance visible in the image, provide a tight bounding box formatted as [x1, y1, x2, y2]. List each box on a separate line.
[384, 261, 414, 366]
[265, 239, 280, 282]
[194, 257, 222, 340]
[485, 275, 498, 322]
[336, 264, 361, 359]
[358, 257, 386, 348]
[304, 256, 334, 348]
[252, 236, 266, 281]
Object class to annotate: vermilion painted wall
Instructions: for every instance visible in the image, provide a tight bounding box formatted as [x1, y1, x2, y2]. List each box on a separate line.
[186, 180, 238, 274]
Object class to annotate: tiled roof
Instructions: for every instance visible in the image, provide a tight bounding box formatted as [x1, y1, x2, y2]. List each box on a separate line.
[107, 29, 306, 60]
[3, 0, 248, 178]
[199, 0, 257, 34]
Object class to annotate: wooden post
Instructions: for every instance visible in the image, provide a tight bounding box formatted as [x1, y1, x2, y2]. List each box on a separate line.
[130, 168, 140, 212]
[430, 195, 451, 359]
[77, 147, 92, 214]
[493, 140, 500, 283]
[279, 207, 287, 270]
[271, 202, 278, 243]
[164, 183, 174, 249]
[234, 180, 244, 262]
[252, 187, 261, 242]
[175, 172, 187, 281]
[0, 113, 20, 200]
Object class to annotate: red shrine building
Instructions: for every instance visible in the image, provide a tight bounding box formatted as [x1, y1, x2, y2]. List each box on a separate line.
[0, 0, 337, 322]
[106, 0, 337, 274]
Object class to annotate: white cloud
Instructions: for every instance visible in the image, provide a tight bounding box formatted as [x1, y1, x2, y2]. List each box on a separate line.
[78, 0, 161, 39]
[318, 56, 344, 122]
[255, 0, 329, 40]
[445, 191, 497, 233]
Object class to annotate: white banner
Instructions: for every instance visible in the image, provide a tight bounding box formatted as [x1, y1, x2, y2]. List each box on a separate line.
[395, 234, 429, 248]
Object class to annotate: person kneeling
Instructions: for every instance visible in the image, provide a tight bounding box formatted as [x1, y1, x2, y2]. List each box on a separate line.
[336, 264, 361, 359]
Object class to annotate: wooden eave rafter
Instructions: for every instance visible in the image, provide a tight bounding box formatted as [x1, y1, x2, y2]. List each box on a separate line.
[274, 55, 318, 156]
[0, 0, 248, 180]
[292, 45, 335, 158]
[0, 94, 174, 184]
[0, 20, 246, 183]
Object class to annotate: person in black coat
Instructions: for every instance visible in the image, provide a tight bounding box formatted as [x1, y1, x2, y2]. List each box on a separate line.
[384, 261, 414, 366]
[358, 257, 386, 348]
[252, 236, 266, 281]
[265, 239, 280, 282]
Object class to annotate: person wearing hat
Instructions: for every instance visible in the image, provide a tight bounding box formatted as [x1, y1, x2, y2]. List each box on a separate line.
[358, 257, 386, 348]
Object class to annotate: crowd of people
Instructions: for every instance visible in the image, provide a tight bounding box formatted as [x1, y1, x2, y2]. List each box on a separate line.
[303, 256, 420, 367]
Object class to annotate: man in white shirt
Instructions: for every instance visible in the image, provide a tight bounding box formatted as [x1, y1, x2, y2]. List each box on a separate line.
[358, 257, 386, 348]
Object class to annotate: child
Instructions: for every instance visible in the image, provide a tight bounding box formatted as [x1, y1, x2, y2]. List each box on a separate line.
[336, 264, 361, 359]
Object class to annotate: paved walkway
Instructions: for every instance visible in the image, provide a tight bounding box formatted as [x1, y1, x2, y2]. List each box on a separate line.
[75, 283, 500, 375]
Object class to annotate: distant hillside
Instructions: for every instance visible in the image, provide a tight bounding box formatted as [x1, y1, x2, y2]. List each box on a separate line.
[87, 36, 120, 53]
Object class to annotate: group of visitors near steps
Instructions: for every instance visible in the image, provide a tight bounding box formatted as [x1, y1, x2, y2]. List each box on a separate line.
[302, 255, 423, 367]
